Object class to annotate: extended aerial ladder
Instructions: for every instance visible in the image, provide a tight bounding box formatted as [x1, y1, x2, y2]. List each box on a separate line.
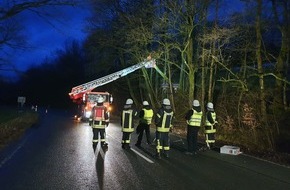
[69, 58, 166, 103]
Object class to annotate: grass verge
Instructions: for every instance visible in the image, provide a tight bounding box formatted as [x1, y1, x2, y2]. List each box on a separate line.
[0, 110, 39, 150]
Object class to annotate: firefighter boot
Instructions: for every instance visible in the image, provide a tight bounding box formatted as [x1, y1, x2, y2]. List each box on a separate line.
[93, 143, 97, 152]
[155, 152, 161, 159]
[127, 144, 131, 149]
[135, 143, 141, 148]
[101, 142, 108, 147]
[164, 150, 169, 158]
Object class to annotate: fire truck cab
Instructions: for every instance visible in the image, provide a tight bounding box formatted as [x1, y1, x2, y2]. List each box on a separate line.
[76, 91, 113, 121]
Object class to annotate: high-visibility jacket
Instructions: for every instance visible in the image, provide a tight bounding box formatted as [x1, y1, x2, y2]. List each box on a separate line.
[92, 105, 108, 129]
[141, 108, 154, 124]
[187, 109, 203, 127]
[156, 110, 173, 132]
[205, 111, 216, 134]
[122, 109, 135, 132]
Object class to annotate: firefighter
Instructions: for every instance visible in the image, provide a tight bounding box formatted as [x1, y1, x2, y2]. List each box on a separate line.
[135, 101, 154, 147]
[155, 98, 174, 159]
[90, 96, 109, 151]
[185, 100, 203, 155]
[204, 102, 218, 149]
[121, 98, 138, 149]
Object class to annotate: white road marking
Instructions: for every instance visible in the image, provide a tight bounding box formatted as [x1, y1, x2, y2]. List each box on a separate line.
[0, 133, 30, 168]
[130, 148, 154, 164]
[107, 133, 154, 164]
[0, 146, 21, 168]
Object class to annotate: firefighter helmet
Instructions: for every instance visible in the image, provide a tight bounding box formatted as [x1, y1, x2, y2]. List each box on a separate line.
[193, 100, 200, 106]
[126, 98, 133, 105]
[162, 98, 170, 105]
[97, 96, 104, 103]
[143, 101, 149, 106]
[207, 102, 214, 109]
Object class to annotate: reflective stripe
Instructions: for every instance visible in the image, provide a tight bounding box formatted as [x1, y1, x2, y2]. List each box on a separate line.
[205, 112, 216, 126]
[92, 120, 106, 129]
[187, 109, 202, 126]
[143, 109, 153, 124]
[206, 139, 215, 143]
[156, 139, 162, 153]
[122, 110, 134, 132]
[92, 106, 106, 128]
[163, 146, 170, 150]
[205, 112, 216, 133]
[157, 111, 173, 132]
[92, 138, 106, 143]
[205, 127, 216, 133]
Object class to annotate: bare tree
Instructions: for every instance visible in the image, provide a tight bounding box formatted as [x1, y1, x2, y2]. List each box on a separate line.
[271, 0, 290, 111]
[0, 0, 80, 74]
[0, 0, 78, 20]
[255, 0, 267, 123]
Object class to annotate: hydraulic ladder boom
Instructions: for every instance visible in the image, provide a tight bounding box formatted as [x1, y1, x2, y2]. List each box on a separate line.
[69, 59, 156, 101]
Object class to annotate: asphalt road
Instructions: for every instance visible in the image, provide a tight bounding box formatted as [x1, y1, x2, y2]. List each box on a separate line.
[0, 110, 289, 190]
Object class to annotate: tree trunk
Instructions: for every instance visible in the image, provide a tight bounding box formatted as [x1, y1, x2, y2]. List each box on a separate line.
[185, 0, 195, 108]
[271, 0, 289, 110]
[141, 67, 158, 109]
[256, 0, 267, 123]
[119, 52, 138, 105]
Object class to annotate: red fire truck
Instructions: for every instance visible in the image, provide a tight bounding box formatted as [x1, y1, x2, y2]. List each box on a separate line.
[69, 58, 159, 121]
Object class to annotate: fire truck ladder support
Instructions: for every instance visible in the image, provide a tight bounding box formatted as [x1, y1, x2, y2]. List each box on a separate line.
[69, 59, 167, 100]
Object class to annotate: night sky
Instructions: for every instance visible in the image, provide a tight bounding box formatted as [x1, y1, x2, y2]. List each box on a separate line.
[1, 0, 244, 80]
[1, 3, 92, 79]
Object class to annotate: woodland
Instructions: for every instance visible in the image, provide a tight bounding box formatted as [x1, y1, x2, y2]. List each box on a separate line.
[0, 0, 290, 158]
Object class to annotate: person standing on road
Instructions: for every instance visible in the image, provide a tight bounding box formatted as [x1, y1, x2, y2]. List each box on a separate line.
[90, 96, 109, 151]
[135, 101, 154, 147]
[155, 98, 174, 159]
[185, 100, 203, 155]
[121, 98, 138, 149]
[204, 102, 218, 149]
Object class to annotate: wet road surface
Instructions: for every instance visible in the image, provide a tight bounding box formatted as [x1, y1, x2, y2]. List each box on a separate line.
[0, 110, 290, 190]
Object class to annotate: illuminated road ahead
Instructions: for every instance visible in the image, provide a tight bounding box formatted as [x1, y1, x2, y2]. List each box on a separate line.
[0, 110, 289, 190]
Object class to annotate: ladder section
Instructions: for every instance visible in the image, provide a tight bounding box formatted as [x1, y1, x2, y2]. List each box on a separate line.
[69, 59, 156, 100]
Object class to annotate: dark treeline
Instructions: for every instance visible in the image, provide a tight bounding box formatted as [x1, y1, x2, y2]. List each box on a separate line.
[0, 41, 85, 109]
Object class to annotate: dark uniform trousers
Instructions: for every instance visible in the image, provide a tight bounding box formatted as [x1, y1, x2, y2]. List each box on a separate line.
[156, 131, 170, 156]
[136, 122, 151, 145]
[187, 126, 200, 152]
